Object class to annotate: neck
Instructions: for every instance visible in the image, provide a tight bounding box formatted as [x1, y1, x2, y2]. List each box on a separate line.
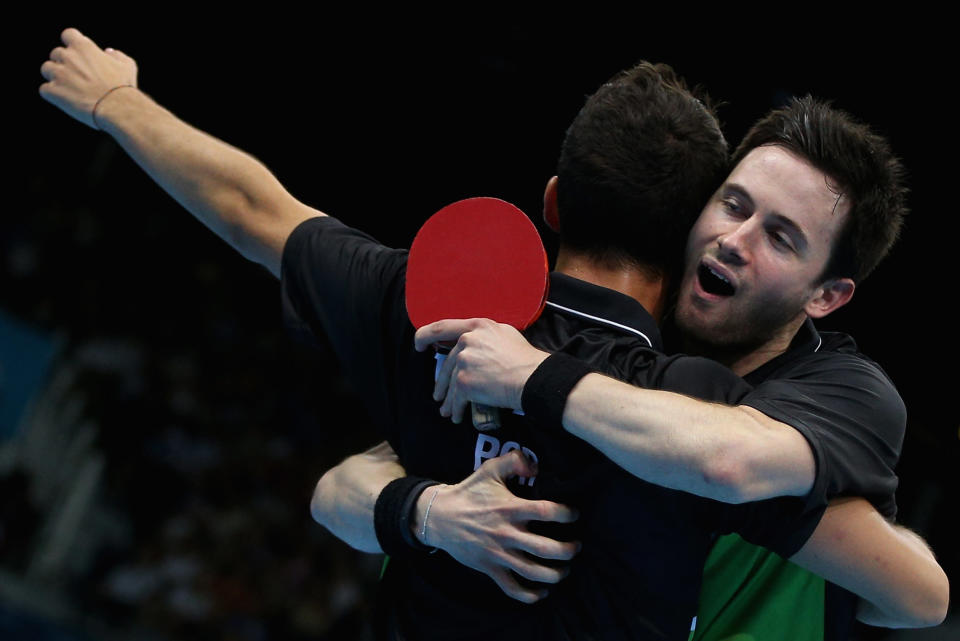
[555, 250, 669, 322]
[681, 313, 807, 377]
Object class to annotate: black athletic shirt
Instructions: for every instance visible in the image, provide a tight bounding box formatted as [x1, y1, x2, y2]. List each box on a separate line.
[280, 217, 868, 641]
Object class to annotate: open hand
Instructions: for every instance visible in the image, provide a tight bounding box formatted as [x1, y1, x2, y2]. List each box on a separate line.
[419, 450, 579, 603]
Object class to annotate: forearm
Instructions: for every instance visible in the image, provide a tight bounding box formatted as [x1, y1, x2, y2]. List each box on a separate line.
[560, 372, 814, 503]
[418, 322, 816, 504]
[310, 442, 405, 553]
[790, 497, 949, 628]
[94, 88, 320, 275]
[852, 529, 948, 627]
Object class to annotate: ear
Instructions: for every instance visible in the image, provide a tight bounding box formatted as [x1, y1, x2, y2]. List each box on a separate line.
[805, 278, 855, 319]
[543, 176, 560, 233]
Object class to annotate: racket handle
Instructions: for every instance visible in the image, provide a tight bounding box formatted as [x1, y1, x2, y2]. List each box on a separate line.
[472, 403, 501, 431]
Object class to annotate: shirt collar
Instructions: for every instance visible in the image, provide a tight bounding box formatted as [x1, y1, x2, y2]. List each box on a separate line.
[744, 317, 823, 384]
[546, 272, 663, 351]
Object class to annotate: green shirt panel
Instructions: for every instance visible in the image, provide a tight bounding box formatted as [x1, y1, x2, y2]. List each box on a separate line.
[690, 534, 825, 641]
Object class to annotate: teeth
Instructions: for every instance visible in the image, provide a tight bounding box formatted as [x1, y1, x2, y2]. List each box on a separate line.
[708, 266, 730, 284]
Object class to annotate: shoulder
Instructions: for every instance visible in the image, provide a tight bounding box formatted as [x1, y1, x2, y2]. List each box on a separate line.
[742, 333, 907, 453]
[283, 215, 398, 260]
[282, 215, 408, 288]
[752, 334, 904, 415]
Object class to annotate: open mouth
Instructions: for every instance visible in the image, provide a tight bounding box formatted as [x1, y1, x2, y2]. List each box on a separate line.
[697, 263, 735, 297]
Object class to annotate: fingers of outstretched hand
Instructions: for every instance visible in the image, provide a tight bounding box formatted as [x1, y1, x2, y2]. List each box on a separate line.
[502, 549, 570, 585]
[513, 530, 580, 562]
[520, 498, 579, 525]
[488, 568, 547, 604]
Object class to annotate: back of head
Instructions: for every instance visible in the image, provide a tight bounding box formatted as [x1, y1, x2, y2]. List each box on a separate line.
[733, 96, 908, 284]
[556, 62, 728, 280]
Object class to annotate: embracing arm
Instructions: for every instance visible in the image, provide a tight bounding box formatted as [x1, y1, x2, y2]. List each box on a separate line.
[310, 441, 405, 553]
[39, 28, 320, 276]
[416, 319, 814, 504]
[415, 321, 946, 626]
[310, 442, 579, 602]
[790, 497, 949, 628]
[560, 372, 813, 503]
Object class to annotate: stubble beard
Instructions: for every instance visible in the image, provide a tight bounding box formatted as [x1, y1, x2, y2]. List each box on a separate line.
[675, 294, 806, 368]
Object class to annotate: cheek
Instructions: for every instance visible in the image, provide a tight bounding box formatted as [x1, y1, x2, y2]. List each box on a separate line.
[686, 219, 719, 255]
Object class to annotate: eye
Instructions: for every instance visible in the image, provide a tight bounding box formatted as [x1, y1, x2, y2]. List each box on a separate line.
[720, 197, 746, 217]
[769, 229, 795, 252]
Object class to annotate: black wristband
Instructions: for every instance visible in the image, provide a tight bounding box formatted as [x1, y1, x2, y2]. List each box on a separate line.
[521, 352, 594, 431]
[374, 476, 439, 557]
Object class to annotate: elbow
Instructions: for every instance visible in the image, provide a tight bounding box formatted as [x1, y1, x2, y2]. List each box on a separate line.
[697, 434, 780, 504]
[698, 450, 808, 504]
[309, 469, 337, 528]
[698, 455, 756, 504]
[876, 569, 950, 629]
[910, 571, 950, 628]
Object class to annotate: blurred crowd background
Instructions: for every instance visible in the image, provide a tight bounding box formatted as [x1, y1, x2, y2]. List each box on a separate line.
[4, 15, 957, 641]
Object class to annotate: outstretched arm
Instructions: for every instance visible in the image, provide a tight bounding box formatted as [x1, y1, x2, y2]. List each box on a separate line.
[311, 443, 579, 603]
[790, 497, 949, 628]
[39, 28, 321, 276]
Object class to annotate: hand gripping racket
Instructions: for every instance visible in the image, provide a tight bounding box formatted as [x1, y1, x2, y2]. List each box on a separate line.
[406, 197, 549, 431]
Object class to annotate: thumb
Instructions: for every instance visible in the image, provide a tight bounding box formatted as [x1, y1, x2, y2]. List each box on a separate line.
[105, 47, 135, 64]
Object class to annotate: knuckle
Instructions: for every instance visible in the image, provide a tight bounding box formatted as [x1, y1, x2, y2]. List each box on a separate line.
[539, 568, 563, 584]
[530, 501, 549, 520]
[490, 526, 511, 542]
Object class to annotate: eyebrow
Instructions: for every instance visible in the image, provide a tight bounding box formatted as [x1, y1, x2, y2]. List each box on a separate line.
[723, 183, 755, 210]
[724, 183, 808, 250]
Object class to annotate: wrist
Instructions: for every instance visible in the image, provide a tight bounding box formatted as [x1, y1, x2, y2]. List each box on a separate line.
[374, 476, 439, 557]
[520, 352, 594, 432]
[90, 85, 143, 132]
[511, 351, 549, 411]
[413, 484, 447, 549]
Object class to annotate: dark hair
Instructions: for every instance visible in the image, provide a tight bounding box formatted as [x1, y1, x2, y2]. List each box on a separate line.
[733, 96, 908, 283]
[556, 62, 728, 279]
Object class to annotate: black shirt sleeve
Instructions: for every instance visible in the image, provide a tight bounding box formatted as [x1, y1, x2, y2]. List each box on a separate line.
[606, 339, 902, 519]
[741, 351, 904, 518]
[718, 495, 826, 559]
[279, 216, 413, 432]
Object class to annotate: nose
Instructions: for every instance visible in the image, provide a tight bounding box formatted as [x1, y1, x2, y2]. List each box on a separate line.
[716, 219, 757, 266]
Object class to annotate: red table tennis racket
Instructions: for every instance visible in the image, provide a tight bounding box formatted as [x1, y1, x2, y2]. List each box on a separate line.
[406, 197, 550, 431]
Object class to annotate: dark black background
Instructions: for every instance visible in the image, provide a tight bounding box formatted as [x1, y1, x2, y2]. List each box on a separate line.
[7, 13, 957, 640]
